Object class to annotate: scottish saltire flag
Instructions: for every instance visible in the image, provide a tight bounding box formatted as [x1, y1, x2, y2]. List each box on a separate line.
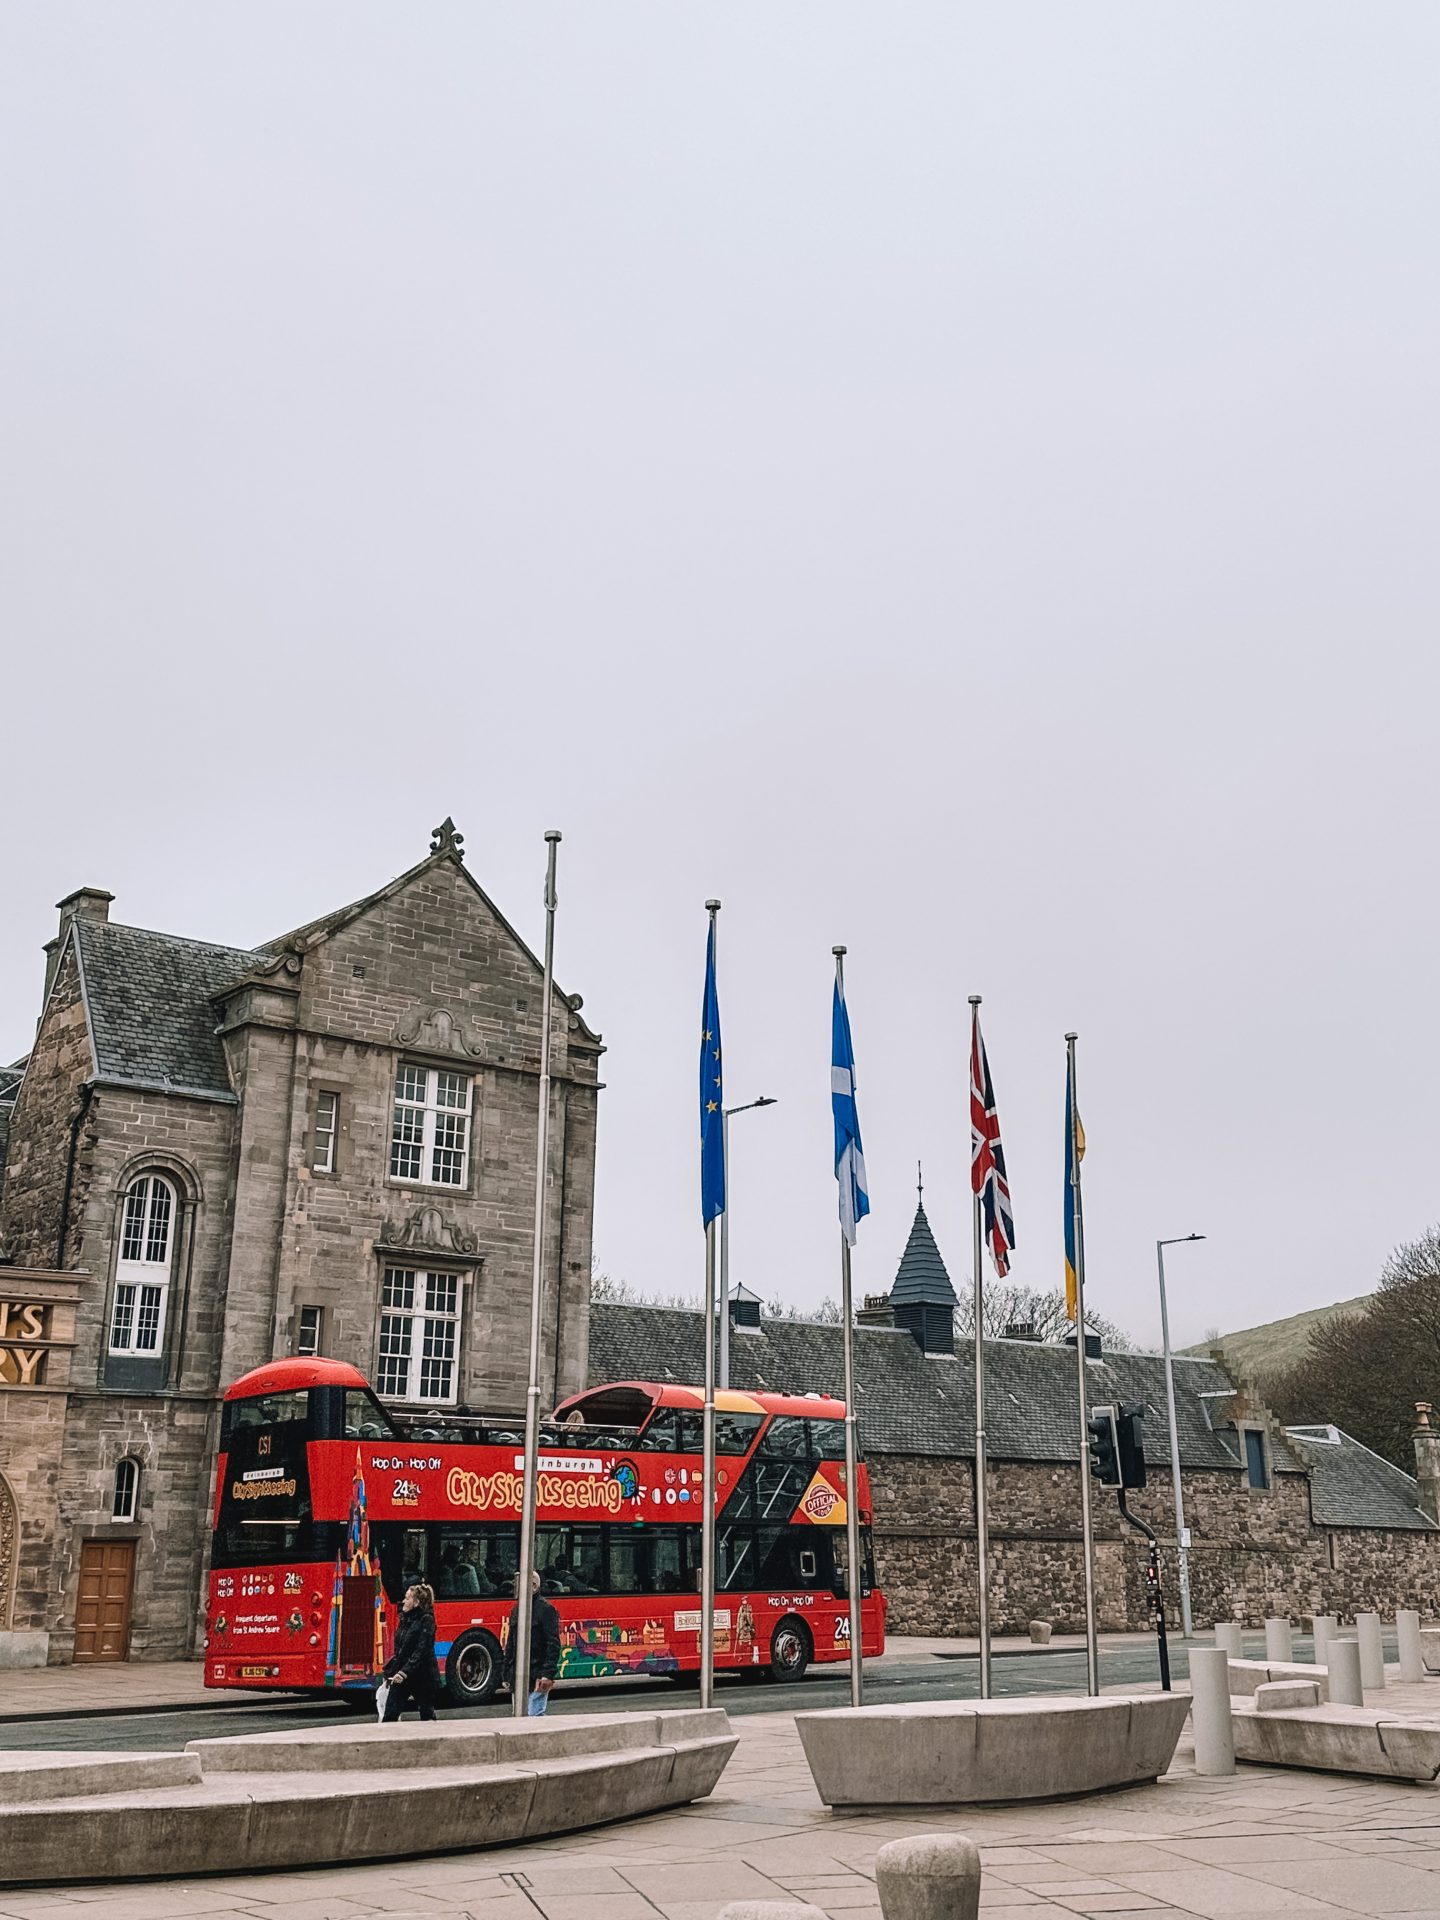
[699, 919, 725, 1225]
[1063, 1056, 1086, 1318]
[970, 1007, 1015, 1278]
[832, 969, 870, 1245]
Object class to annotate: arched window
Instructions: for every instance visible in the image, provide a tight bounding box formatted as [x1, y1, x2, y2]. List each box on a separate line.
[109, 1175, 176, 1356]
[112, 1457, 141, 1522]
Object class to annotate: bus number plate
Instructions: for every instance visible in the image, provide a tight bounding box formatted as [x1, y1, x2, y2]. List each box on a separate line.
[238, 1665, 272, 1678]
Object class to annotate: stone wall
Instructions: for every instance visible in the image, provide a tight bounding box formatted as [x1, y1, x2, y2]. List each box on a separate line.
[871, 1452, 1440, 1633]
[0, 947, 92, 1269]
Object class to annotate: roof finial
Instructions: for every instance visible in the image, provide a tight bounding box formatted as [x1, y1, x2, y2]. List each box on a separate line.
[430, 817, 465, 860]
[917, 1159, 923, 1202]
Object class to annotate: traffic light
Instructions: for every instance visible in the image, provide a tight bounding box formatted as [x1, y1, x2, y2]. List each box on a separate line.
[1087, 1405, 1120, 1485]
[1116, 1402, 1147, 1490]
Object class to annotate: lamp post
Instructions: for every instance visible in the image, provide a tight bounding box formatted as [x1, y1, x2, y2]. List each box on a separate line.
[718, 1096, 777, 1390]
[1157, 1233, 1206, 1639]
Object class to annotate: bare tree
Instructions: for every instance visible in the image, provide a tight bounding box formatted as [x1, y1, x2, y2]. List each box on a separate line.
[952, 1281, 1133, 1351]
[1262, 1227, 1440, 1469]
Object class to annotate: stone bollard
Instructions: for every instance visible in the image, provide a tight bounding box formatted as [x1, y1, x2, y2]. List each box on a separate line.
[1265, 1617, 1293, 1664]
[875, 1834, 983, 1920]
[1312, 1614, 1337, 1664]
[1356, 1612, 1386, 1689]
[1328, 1636, 1364, 1706]
[1190, 1646, 1235, 1776]
[719, 1906, 828, 1920]
[1397, 1609, 1425, 1684]
[1029, 1619, 1052, 1645]
[1214, 1621, 1244, 1659]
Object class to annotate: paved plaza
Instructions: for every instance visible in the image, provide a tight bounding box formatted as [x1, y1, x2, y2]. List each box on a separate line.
[5, 1674, 1440, 1920]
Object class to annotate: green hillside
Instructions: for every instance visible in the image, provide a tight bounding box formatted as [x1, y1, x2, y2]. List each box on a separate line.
[1185, 1293, 1371, 1386]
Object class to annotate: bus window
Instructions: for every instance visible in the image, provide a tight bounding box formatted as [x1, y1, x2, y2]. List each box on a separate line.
[811, 1420, 847, 1461]
[717, 1524, 756, 1591]
[344, 1389, 395, 1439]
[715, 1412, 763, 1454]
[432, 1528, 506, 1598]
[759, 1417, 808, 1461]
[536, 1525, 604, 1594]
[374, 1523, 427, 1603]
[638, 1411, 677, 1451]
[675, 1411, 702, 1454]
[609, 1525, 694, 1594]
[225, 1389, 309, 1436]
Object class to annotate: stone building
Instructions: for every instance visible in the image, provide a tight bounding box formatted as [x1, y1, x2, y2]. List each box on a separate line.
[588, 1195, 1440, 1635]
[0, 822, 601, 1665]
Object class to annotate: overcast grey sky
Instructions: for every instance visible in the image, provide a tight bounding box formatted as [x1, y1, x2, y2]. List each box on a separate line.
[3, 6, 1437, 1352]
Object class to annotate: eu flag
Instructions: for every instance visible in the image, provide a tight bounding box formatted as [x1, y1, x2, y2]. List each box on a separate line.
[1064, 1055, 1086, 1318]
[699, 919, 725, 1225]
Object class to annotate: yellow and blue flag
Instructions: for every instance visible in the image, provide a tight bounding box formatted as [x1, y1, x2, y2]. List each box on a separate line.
[1064, 1056, 1086, 1318]
[699, 919, 725, 1225]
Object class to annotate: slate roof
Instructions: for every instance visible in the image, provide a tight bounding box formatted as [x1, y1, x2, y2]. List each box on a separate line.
[588, 1302, 1256, 1472]
[889, 1200, 959, 1308]
[1283, 1426, 1437, 1532]
[73, 919, 259, 1100]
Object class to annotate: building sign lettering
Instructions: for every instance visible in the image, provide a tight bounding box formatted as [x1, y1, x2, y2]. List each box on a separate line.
[0, 1300, 49, 1387]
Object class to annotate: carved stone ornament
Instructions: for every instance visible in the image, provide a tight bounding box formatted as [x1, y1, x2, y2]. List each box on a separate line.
[430, 817, 465, 860]
[0, 1473, 16, 1631]
[394, 1004, 484, 1060]
[383, 1204, 479, 1259]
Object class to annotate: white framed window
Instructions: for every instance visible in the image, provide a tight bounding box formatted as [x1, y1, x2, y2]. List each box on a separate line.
[297, 1305, 324, 1357]
[389, 1064, 471, 1188]
[375, 1268, 461, 1404]
[112, 1457, 141, 1521]
[312, 1091, 339, 1173]
[110, 1175, 175, 1356]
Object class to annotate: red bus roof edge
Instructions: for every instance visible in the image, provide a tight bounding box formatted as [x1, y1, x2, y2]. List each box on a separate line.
[223, 1356, 371, 1399]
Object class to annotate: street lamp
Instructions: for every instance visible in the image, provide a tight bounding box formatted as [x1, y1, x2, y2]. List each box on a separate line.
[1158, 1233, 1206, 1638]
[719, 1097, 778, 1389]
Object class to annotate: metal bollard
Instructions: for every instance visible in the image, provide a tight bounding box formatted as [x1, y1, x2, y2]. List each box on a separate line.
[875, 1834, 983, 1920]
[719, 1905, 828, 1920]
[1265, 1617, 1293, 1664]
[1190, 1646, 1235, 1777]
[1311, 1614, 1336, 1665]
[1328, 1636, 1364, 1706]
[1356, 1612, 1386, 1689]
[1397, 1609, 1425, 1684]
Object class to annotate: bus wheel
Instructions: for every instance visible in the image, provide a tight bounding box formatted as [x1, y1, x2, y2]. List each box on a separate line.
[445, 1629, 503, 1706]
[769, 1618, 811, 1682]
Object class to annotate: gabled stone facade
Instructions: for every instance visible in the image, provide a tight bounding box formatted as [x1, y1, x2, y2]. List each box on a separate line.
[0, 826, 600, 1663]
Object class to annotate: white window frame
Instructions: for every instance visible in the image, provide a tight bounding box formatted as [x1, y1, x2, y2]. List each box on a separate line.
[375, 1267, 462, 1405]
[109, 1175, 176, 1357]
[312, 1090, 339, 1174]
[112, 1457, 141, 1521]
[389, 1064, 472, 1189]
[297, 1304, 324, 1357]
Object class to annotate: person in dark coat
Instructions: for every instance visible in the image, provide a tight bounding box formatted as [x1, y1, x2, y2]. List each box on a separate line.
[503, 1570, 562, 1714]
[382, 1582, 441, 1721]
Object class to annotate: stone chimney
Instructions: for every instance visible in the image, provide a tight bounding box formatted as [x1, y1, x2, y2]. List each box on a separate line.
[1413, 1403, 1440, 1523]
[43, 887, 114, 1001]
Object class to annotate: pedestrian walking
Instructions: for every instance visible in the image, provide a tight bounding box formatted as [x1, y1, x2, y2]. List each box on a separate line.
[380, 1581, 441, 1722]
[504, 1570, 561, 1714]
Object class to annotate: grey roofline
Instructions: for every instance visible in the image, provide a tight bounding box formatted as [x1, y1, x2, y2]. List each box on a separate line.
[91, 1073, 239, 1106]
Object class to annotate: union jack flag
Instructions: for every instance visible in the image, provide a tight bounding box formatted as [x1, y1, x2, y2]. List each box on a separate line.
[970, 1005, 1015, 1277]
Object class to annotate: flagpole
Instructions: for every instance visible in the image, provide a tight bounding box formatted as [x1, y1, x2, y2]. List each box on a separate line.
[1067, 1031, 1100, 1698]
[969, 996, 992, 1701]
[700, 900, 721, 1711]
[835, 946, 864, 1709]
[514, 829, 560, 1719]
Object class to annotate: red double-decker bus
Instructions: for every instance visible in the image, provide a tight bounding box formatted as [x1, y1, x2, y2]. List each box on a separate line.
[205, 1357, 885, 1703]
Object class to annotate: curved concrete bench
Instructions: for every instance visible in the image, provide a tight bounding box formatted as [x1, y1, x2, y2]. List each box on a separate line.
[1232, 1701, 1440, 1782]
[1420, 1628, 1440, 1674]
[0, 1709, 736, 1887]
[795, 1694, 1190, 1808]
[1224, 1658, 1330, 1703]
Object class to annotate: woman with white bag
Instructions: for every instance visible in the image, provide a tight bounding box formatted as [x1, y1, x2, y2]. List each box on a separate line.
[378, 1582, 441, 1722]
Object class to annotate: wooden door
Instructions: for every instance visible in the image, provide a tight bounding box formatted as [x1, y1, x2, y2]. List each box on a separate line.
[74, 1539, 135, 1661]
